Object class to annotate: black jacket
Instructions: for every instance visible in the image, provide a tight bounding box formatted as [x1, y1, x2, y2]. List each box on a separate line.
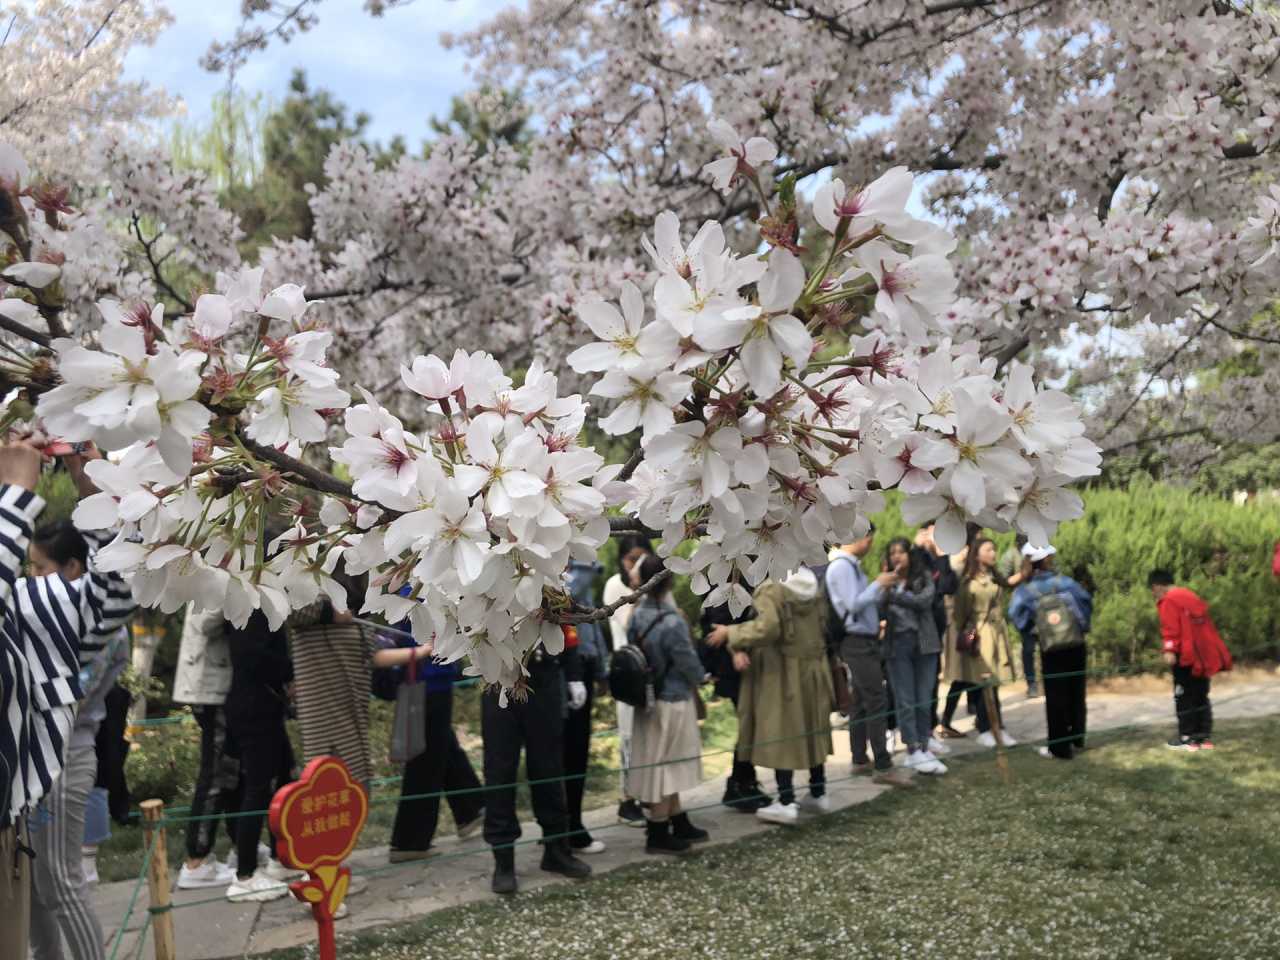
[920, 549, 958, 637]
[699, 597, 754, 701]
[225, 612, 293, 721]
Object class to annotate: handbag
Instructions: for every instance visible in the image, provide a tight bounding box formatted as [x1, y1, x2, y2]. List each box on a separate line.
[956, 606, 989, 657]
[830, 655, 853, 715]
[389, 647, 428, 763]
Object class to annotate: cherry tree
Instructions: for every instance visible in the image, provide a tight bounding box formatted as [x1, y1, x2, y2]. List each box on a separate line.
[194, 0, 1280, 462]
[0, 1, 172, 176]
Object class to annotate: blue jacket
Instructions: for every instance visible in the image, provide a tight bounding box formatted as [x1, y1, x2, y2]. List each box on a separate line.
[627, 599, 703, 702]
[379, 620, 460, 693]
[825, 553, 881, 637]
[565, 559, 608, 673]
[1009, 572, 1093, 639]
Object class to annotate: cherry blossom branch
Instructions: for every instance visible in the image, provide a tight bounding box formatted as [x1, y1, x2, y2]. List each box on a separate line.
[0, 312, 51, 348]
[615, 446, 644, 483]
[239, 436, 354, 498]
[559, 567, 673, 624]
[1099, 313, 1217, 440]
[1100, 427, 1209, 457]
[130, 213, 194, 313]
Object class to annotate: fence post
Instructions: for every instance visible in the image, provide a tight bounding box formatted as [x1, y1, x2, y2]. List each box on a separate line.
[980, 677, 1011, 784]
[140, 799, 177, 960]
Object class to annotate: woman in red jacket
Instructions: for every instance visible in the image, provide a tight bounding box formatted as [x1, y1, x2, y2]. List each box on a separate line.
[1148, 570, 1233, 751]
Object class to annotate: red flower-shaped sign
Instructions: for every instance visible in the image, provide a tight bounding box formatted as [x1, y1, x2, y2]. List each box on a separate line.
[269, 756, 369, 960]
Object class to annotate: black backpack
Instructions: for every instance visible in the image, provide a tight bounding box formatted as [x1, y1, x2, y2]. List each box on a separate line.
[608, 610, 673, 708]
[820, 555, 857, 652]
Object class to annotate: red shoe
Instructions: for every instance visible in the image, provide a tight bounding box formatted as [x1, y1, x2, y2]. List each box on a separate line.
[1195, 740, 1215, 751]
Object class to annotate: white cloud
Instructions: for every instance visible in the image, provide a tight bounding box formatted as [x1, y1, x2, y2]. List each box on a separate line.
[126, 0, 509, 144]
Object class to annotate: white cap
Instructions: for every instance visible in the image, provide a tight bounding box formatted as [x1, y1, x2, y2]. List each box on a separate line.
[1021, 543, 1057, 563]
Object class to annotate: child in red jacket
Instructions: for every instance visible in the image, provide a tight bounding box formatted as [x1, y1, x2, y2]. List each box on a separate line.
[1148, 570, 1233, 751]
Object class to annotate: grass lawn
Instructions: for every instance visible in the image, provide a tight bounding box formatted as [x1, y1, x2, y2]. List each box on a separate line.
[266, 716, 1280, 960]
[96, 693, 741, 883]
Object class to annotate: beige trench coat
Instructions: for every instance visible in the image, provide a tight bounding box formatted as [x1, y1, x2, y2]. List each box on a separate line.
[727, 580, 834, 771]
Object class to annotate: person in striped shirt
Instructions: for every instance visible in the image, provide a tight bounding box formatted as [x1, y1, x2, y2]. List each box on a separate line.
[27, 520, 135, 960]
[0, 442, 136, 960]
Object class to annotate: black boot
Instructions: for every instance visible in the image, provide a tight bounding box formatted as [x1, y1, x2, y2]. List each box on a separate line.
[539, 839, 592, 880]
[491, 848, 517, 896]
[644, 819, 691, 856]
[671, 812, 709, 844]
[722, 778, 770, 812]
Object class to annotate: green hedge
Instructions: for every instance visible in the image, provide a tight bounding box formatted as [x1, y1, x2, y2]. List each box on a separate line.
[863, 483, 1280, 673]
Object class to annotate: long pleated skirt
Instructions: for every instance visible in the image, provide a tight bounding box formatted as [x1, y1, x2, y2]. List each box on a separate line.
[626, 698, 703, 803]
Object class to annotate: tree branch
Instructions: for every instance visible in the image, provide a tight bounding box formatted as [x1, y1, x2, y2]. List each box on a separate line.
[239, 435, 354, 497]
[608, 516, 661, 538]
[0, 311, 51, 347]
[1100, 426, 1208, 456]
[924, 0, 996, 12]
[616, 446, 644, 482]
[559, 567, 672, 624]
[130, 214, 194, 313]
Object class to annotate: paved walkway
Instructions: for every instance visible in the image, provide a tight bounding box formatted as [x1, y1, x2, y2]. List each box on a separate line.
[98, 671, 1280, 959]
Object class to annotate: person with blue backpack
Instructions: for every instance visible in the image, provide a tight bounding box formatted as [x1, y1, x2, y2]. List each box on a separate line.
[1009, 544, 1093, 760]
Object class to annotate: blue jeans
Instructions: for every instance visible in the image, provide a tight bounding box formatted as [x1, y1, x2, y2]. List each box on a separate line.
[886, 650, 939, 750]
[1021, 632, 1038, 688]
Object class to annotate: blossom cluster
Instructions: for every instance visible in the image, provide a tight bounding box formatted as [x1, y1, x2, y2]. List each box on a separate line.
[571, 128, 1098, 613]
[2, 126, 1102, 691]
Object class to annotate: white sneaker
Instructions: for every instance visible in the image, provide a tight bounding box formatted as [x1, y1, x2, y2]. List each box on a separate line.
[226, 842, 272, 875]
[178, 856, 236, 890]
[999, 730, 1018, 747]
[886, 730, 898, 754]
[82, 856, 100, 887]
[576, 840, 607, 855]
[264, 858, 305, 882]
[755, 801, 800, 825]
[927, 737, 951, 756]
[226, 871, 290, 902]
[798, 794, 831, 815]
[905, 750, 947, 775]
[976, 731, 998, 749]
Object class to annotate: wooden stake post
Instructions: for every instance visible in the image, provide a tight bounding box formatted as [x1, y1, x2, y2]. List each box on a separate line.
[980, 676, 1012, 784]
[140, 799, 177, 960]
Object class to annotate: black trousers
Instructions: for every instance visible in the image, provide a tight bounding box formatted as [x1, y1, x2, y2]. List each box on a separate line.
[1042, 645, 1087, 759]
[186, 705, 243, 860]
[391, 685, 484, 851]
[727, 688, 759, 786]
[1173, 665, 1213, 740]
[482, 665, 569, 849]
[941, 681, 999, 732]
[563, 671, 595, 842]
[95, 683, 132, 825]
[229, 711, 293, 876]
[775, 766, 826, 805]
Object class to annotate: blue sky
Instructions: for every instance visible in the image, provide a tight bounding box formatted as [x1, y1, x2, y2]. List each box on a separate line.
[123, 0, 511, 145]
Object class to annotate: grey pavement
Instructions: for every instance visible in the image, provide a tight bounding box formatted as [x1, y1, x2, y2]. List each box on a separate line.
[98, 670, 1280, 959]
